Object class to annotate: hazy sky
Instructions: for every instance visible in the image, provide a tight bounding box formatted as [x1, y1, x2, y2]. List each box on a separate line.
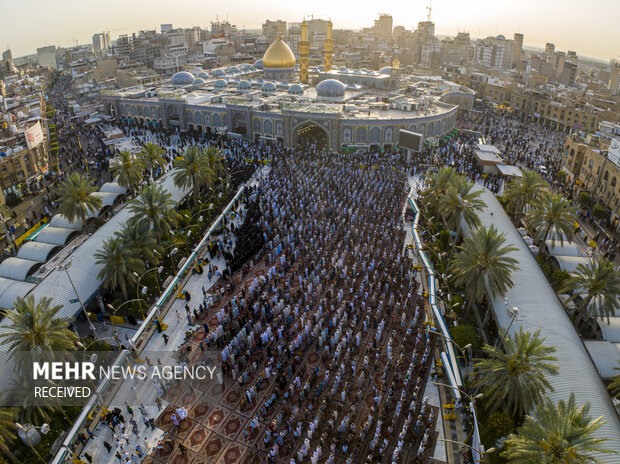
[2, 0, 619, 61]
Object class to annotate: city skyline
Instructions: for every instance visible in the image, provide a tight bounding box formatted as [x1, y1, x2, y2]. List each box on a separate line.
[2, 0, 619, 62]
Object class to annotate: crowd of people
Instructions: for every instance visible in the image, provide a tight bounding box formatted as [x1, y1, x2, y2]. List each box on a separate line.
[169, 149, 439, 463]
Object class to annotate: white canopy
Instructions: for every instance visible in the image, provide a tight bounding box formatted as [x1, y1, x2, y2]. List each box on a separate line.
[0, 277, 35, 310]
[0, 257, 42, 281]
[16, 242, 61, 262]
[584, 341, 620, 379]
[35, 226, 80, 246]
[545, 240, 581, 257]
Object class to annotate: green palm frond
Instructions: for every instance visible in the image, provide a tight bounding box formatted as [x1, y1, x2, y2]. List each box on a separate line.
[473, 328, 558, 417]
[439, 177, 486, 232]
[95, 237, 145, 300]
[115, 221, 161, 266]
[111, 150, 144, 192]
[452, 225, 520, 307]
[561, 258, 620, 325]
[502, 393, 616, 463]
[57, 173, 103, 223]
[525, 192, 576, 251]
[0, 295, 77, 356]
[504, 170, 548, 223]
[128, 184, 181, 238]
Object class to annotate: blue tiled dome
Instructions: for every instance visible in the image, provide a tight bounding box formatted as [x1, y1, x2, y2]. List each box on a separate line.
[378, 66, 392, 75]
[197, 71, 209, 79]
[253, 59, 263, 69]
[193, 78, 205, 86]
[316, 79, 346, 97]
[170, 71, 194, 86]
[237, 80, 251, 90]
[214, 79, 228, 89]
[288, 84, 304, 95]
[261, 82, 277, 92]
[213, 69, 226, 77]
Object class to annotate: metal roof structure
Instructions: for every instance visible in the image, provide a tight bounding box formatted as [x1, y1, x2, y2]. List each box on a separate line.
[584, 341, 620, 379]
[16, 242, 61, 262]
[91, 191, 122, 208]
[48, 215, 84, 230]
[0, 257, 42, 281]
[100, 182, 128, 195]
[595, 317, 620, 343]
[545, 240, 581, 257]
[462, 189, 620, 461]
[0, 277, 36, 310]
[496, 164, 523, 178]
[34, 226, 80, 246]
[549, 255, 590, 273]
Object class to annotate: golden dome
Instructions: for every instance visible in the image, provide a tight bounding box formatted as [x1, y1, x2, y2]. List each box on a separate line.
[263, 38, 296, 68]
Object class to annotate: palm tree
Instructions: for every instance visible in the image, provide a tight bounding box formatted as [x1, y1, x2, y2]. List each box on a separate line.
[501, 393, 615, 463]
[205, 146, 225, 176]
[128, 184, 181, 238]
[111, 150, 144, 194]
[439, 177, 486, 237]
[95, 237, 144, 301]
[561, 258, 620, 329]
[3, 374, 55, 425]
[0, 408, 19, 463]
[0, 295, 77, 356]
[139, 143, 166, 183]
[173, 147, 213, 206]
[473, 328, 558, 418]
[115, 221, 161, 266]
[422, 166, 459, 209]
[57, 172, 103, 224]
[504, 170, 548, 225]
[452, 225, 519, 330]
[525, 192, 576, 254]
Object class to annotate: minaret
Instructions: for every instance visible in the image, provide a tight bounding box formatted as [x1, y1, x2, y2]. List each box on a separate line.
[324, 21, 334, 72]
[299, 21, 310, 84]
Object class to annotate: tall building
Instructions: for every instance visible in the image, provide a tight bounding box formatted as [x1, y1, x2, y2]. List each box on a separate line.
[287, 24, 301, 57]
[161, 24, 173, 33]
[92, 32, 111, 55]
[36, 45, 57, 69]
[0, 49, 15, 78]
[263, 20, 287, 44]
[475, 36, 511, 70]
[306, 19, 330, 42]
[559, 60, 577, 87]
[610, 61, 620, 96]
[455, 32, 471, 64]
[415, 21, 435, 67]
[545, 42, 555, 63]
[513, 33, 523, 64]
[373, 14, 393, 41]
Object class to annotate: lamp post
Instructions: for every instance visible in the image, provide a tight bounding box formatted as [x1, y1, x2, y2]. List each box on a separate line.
[427, 327, 473, 376]
[167, 246, 179, 271]
[72, 349, 110, 412]
[133, 266, 164, 312]
[493, 297, 524, 348]
[106, 298, 145, 347]
[58, 258, 97, 338]
[61, 444, 86, 464]
[430, 381, 483, 406]
[435, 438, 496, 463]
[15, 423, 49, 464]
[46, 380, 74, 426]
